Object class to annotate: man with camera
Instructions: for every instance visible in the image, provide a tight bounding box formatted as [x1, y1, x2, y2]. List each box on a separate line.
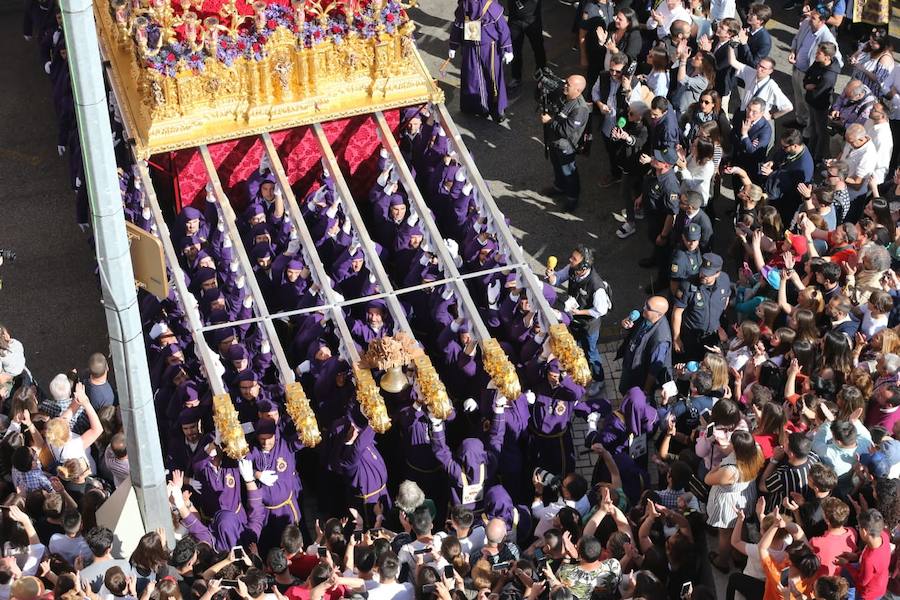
[541, 74, 589, 212]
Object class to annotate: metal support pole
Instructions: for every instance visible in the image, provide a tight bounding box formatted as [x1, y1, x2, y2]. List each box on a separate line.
[59, 0, 171, 537]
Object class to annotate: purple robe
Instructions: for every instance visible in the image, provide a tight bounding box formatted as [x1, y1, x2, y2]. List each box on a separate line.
[326, 418, 390, 509]
[248, 430, 304, 546]
[450, 0, 512, 116]
[193, 453, 245, 519]
[431, 420, 503, 510]
[620, 387, 659, 436]
[481, 484, 533, 543]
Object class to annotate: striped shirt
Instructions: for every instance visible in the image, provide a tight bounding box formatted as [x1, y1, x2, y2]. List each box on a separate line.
[763, 452, 820, 507]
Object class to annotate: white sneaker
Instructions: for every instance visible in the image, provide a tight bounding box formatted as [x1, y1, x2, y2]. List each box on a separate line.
[612, 209, 628, 223]
[616, 222, 636, 239]
[634, 207, 645, 220]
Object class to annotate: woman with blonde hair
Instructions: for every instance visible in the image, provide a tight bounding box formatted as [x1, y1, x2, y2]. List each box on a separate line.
[703, 353, 730, 398]
[44, 383, 102, 474]
[705, 430, 764, 573]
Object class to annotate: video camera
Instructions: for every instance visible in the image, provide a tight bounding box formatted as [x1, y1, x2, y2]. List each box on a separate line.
[534, 67, 566, 115]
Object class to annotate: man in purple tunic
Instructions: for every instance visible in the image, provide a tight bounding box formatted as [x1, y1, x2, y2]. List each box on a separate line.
[525, 359, 594, 476]
[248, 418, 304, 551]
[449, 0, 514, 121]
[325, 408, 391, 527]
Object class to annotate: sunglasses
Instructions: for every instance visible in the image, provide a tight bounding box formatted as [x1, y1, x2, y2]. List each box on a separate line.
[700, 99, 713, 105]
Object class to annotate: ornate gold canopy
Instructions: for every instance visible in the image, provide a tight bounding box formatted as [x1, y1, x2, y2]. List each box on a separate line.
[96, 0, 443, 158]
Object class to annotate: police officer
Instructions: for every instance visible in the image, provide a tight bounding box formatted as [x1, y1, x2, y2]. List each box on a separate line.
[541, 75, 590, 212]
[672, 253, 731, 362]
[546, 245, 612, 387]
[638, 148, 681, 270]
[508, 0, 546, 89]
[651, 190, 713, 293]
[669, 222, 702, 300]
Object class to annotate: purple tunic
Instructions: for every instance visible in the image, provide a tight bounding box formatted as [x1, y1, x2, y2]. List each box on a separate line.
[450, 0, 512, 116]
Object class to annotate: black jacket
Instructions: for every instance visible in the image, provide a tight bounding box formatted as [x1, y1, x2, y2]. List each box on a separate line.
[613, 120, 650, 174]
[803, 60, 839, 110]
[547, 95, 591, 153]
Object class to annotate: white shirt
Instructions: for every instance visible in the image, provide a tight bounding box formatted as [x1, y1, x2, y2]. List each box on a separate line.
[434, 527, 486, 557]
[367, 582, 414, 600]
[709, 0, 736, 21]
[737, 65, 793, 115]
[884, 65, 900, 119]
[397, 537, 443, 575]
[531, 496, 592, 538]
[591, 78, 620, 138]
[49, 534, 93, 565]
[647, 3, 692, 37]
[683, 157, 716, 204]
[864, 119, 893, 185]
[839, 139, 880, 199]
[0, 339, 26, 377]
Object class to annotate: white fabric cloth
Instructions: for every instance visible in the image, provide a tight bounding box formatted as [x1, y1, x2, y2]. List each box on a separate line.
[646, 3, 692, 37]
[367, 582, 415, 600]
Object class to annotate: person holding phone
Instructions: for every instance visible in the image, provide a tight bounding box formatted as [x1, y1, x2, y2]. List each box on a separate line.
[367, 553, 414, 600]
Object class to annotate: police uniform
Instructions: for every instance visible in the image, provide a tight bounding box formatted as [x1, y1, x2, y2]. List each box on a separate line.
[641, 148, 681, 275]
[670, 223, 702, 300]
[674, 253, 731, 361]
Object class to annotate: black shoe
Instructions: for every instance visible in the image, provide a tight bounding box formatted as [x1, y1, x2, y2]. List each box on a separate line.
[491, 112, 508, 124]
[638, 257, 655, 268]
[542, 186, 565, 197]
[563, 198, 579, 212]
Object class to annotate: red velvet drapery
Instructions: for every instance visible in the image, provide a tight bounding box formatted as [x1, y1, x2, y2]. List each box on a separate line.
[155, 108, 401, 213]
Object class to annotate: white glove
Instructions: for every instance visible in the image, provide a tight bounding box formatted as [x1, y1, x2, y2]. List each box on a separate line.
[238, 459, 254, 483]
[142, 207, 151, 220]
[342, 218, 352, 235]
[441, 287, 454, 301]
[587, 412, 600, 431]
[242, 295, 253, 309]
[258, 470, 278, 486]
[525, 390, 536, 405]
[297, 359, 312, 375]
[261, 339, 270, 354]
[429, 416, 444, 432]
[218, 220, 226, 233]
[325, 202, 339, 219]
[503, 52, 514, 64]
[75, 176, 81, 188]
[463, 398, 478, 413]
[44, 61, 51, 74]
[493, 395, 508, 414]
[449, 49, 456, 60]
[408, 212, 419, 226]
[188, 478, 203, 493]
[487, 279, 501, 304]
[236, 275, 246, 289]
[171, 486, 186, 508]
[24, 34, 32, 41]
[57, 145, 66, 156]
[229, 260, 238, 272]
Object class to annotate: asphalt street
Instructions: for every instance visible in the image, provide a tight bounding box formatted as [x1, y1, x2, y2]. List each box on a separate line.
[0, 0, 858, 379]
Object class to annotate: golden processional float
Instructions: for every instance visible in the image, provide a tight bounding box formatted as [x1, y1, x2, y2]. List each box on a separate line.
[99, 0, 591, 455]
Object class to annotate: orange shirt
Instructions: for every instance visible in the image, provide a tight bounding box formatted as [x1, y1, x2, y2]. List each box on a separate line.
[761, 554, 815, 600]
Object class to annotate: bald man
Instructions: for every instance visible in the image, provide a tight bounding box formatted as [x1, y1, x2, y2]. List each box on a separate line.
[541, 74, 590, 212]
[616, 296, 672, 395]
[477, 517, 519, 566]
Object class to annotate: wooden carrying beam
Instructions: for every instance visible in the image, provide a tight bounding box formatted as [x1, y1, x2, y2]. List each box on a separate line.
[134, 161, 227, 397]
[198, 146, 295, 386]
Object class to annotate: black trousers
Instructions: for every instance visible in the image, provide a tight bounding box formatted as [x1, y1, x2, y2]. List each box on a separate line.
[509, 18, 546, 81]
[726, 573, 765, 600]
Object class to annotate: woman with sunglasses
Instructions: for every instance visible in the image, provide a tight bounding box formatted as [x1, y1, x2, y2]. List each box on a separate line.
[680, 89, 731, 149]
[850, 26, 895, 93]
